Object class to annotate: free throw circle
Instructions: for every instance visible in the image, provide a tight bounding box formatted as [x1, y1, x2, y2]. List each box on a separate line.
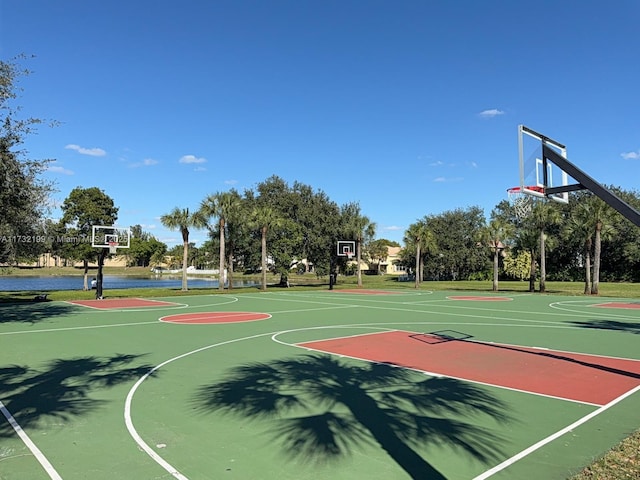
[160, 312, 271, 324]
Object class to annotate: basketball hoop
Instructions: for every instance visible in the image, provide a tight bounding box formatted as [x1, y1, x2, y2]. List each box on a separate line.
[108, 241, 119, 254]
[507, 186, 544, 220]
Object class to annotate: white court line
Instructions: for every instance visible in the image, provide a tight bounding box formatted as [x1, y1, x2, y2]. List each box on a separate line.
[291, 327, 396, 345]
[159, 312, 273, 324]
[0, 400, 62, 480]
[64, 298, 187, 311]
[0, 320, 159, 336]
[237, 293, 363, 308]
[549, 300, 640, 320]
[473, 384, 640, 479]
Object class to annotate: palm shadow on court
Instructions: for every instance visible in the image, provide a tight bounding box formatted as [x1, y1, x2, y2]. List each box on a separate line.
[0, 353, 157, 437]
[0, 301, 78, 324]
[569, 319, 640, 335]
[192, 355, 512, 480]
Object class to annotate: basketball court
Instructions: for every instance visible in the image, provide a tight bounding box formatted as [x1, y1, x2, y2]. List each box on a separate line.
[1, 289, 639, 479]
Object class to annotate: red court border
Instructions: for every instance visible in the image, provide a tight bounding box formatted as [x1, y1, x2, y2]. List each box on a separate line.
[448, 296, 512, 301]
[160, 312, 271, 324]
[593, 302, 640, 310]
[298, 330, 640, 405]
[68, 298, 180, 309]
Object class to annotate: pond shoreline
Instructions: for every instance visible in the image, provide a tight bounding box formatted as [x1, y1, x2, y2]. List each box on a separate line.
[0, 266, 216, 277]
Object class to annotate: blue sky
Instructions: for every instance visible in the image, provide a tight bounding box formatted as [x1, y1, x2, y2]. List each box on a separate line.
[2, 1, 640, 246]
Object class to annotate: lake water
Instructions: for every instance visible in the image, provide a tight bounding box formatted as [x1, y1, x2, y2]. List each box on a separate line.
[0, 275, 259, 291]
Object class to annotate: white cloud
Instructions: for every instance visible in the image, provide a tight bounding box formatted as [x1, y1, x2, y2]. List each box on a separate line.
[621, 151, 640, 160]
[469, 161, 478, 168]
[140, 224, 156, 230]
[224, 179, 238, 185]
[429, 160, 444, 167]
[65, 144, 107, 156]
[383, 225, 402, 231]
[433, 176, 463, 183]
[193, 166, 207, 172]
[478, 109, 505, 118]
[47, 163, 74, 175]
[179, 154, 207, 164]
[129, 158, 159, 168]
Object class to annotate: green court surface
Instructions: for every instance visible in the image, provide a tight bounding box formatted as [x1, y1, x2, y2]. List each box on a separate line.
[1, 290, 639, 480]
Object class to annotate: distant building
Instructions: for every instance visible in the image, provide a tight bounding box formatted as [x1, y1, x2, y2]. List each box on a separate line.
[349, 245, 406, 275]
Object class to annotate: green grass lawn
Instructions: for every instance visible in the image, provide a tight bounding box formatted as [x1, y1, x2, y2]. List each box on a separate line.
[569, 429, 640, 479]
[1, 266, 638, 302]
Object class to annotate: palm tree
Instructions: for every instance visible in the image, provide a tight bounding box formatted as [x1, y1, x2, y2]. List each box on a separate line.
[160, 207, 200, 291]
[199, 191, 241, 291]
[566, 202, 594, 294]
[528, 201, 561, 293]
[483, 218, 514, 292]
[589, 199, 616, 295]
[341, 203, 376, 287]
[404, 220, 435, 289]
[252, 205, 283, 291]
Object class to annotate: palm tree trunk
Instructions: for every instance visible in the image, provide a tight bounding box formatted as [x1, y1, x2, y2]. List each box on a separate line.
[591, 223, 602, 295]
[83, 259, 89, 291]
[219, 219, 225, 291]
[261, 226, 267, 291]
[492, 247, 499, 292]
[181, 239, 188, 291]
[414, 243, 421, 289]
[539, 229, 546, 293]
[583, 239, 592, 295]
[356, 239, 363, 288]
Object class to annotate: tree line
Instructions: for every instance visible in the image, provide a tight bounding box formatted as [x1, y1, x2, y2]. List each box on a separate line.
[400, 189, 640, 294]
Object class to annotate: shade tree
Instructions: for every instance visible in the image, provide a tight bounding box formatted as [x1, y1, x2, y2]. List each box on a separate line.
[0, 57, 56, 264]
[128, 225, 166, 268]
[60, 187, 118, 294]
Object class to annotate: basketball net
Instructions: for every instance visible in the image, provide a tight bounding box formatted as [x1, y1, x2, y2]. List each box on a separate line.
[507, 187, 534, 220]
[108, 242, 119, 254]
